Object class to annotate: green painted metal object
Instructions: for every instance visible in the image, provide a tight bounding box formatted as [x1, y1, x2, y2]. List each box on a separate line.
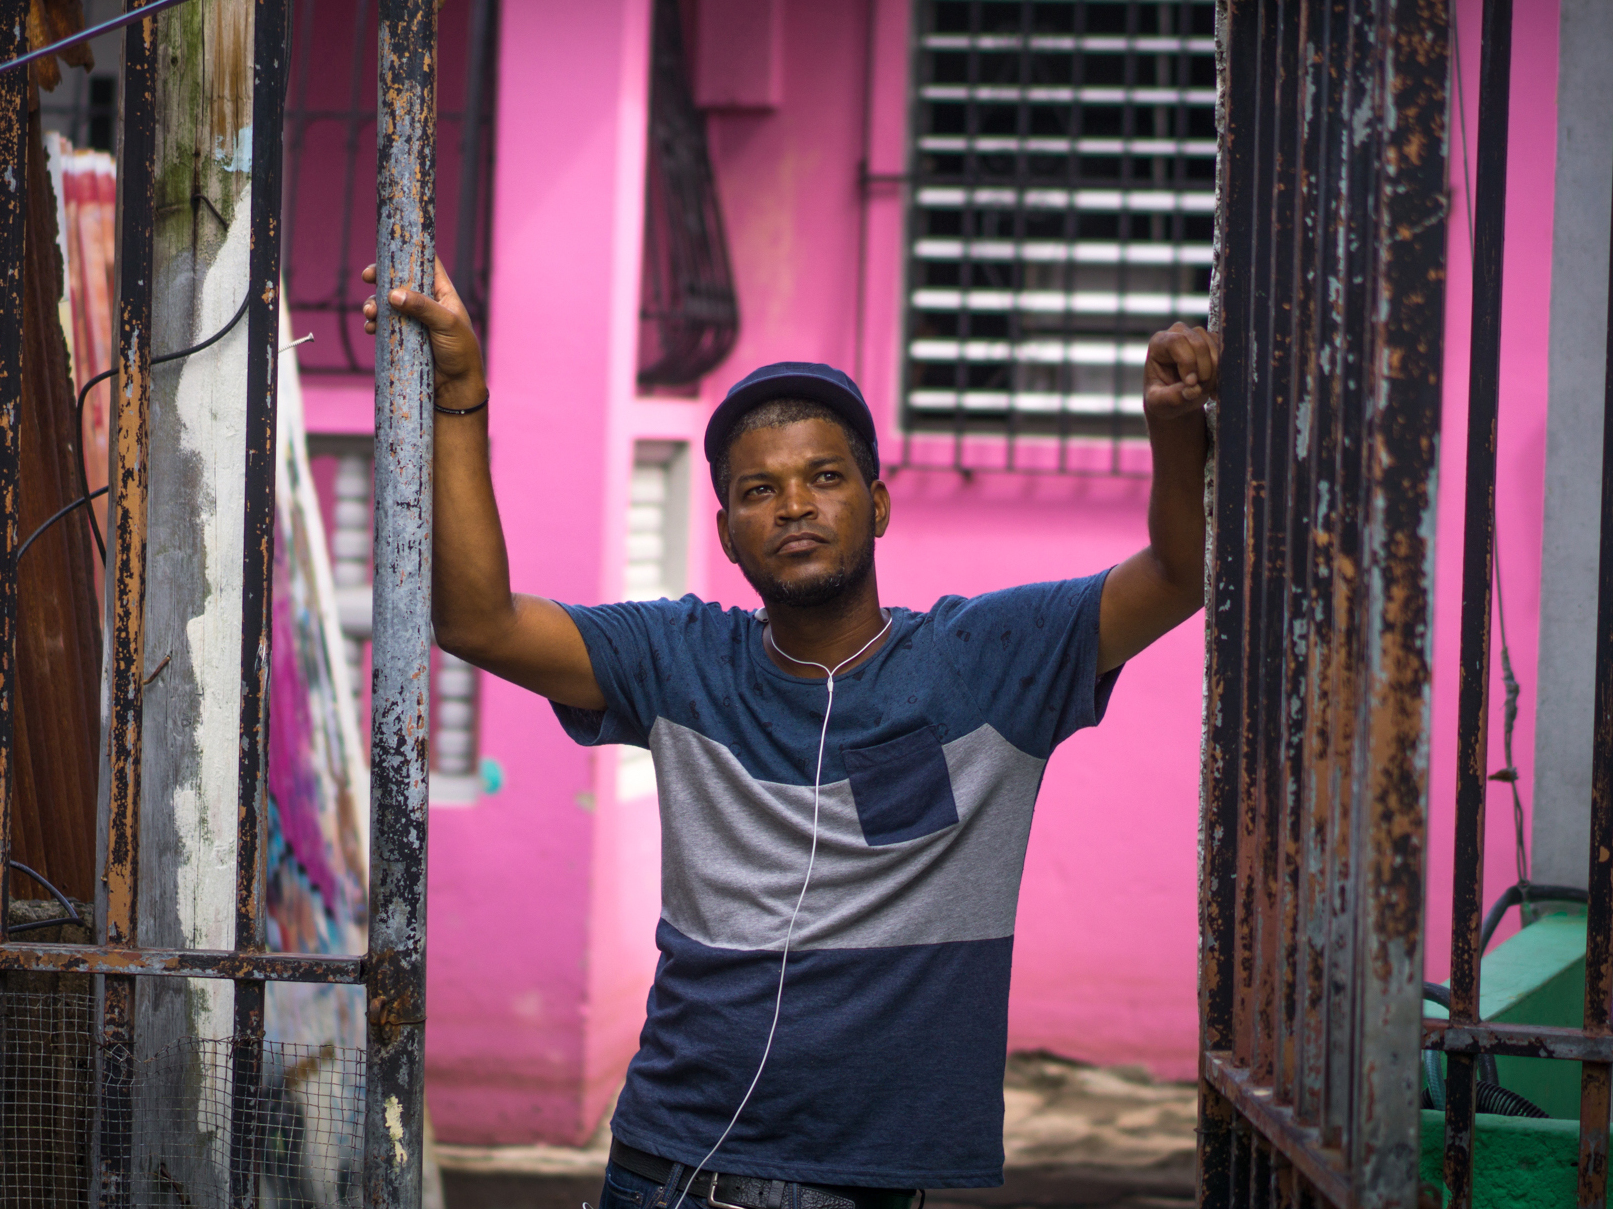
[1419, 1111, 1608, 1208]
[1421, 912, 1591, 1204]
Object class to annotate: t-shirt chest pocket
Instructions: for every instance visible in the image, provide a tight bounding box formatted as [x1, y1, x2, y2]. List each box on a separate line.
[842, 725, 959, 846]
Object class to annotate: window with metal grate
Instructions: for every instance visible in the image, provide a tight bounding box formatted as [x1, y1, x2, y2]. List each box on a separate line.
[617, 440, 690, 802]
[901, 0, 1216, 474]
[282, 0, 498, 376]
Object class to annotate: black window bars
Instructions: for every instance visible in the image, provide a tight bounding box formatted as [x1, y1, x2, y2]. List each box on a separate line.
[900, 0, 1217, 477]
[0, 1, 437, 1205]
[282, 0, 497, 376]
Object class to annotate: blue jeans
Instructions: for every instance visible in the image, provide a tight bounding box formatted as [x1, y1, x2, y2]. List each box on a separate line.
[597, 1161, 684, 1209]
[594, 1161, 919, 1209]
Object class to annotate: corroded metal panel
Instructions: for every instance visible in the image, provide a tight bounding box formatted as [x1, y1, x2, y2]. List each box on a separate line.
[1200, 0, 1449, 1204]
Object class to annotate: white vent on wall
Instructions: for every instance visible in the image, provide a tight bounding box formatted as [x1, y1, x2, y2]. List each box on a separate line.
[624, 440, 690, 602]
[618, 440, 690, 801]
[318, 437, 483, 806]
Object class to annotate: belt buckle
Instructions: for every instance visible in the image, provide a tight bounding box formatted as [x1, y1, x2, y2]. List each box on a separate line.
[705, 1172, 747, 1209]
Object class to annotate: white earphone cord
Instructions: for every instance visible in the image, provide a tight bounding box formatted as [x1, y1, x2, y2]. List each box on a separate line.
[667, 614, 893, 1209]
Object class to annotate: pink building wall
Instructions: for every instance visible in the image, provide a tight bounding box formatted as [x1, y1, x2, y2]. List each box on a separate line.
[300, 0, 1564, 1146]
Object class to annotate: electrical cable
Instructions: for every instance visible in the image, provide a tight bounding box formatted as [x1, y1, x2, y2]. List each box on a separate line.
[74, 286, 251, 562]
[667, 612, 894, 1209]
[0, 0, 196, 78]
[5, 860, 87, 935]
[1479, 881, 1586, 953]
[16, 486, 108, 562]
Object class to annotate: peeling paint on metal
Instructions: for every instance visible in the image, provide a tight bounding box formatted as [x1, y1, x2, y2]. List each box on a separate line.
[386, 1095, 408, 1166]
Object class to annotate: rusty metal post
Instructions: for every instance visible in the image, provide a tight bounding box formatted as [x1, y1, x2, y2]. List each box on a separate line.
[365, 1, 436, 1205]
[1349, 0, 1449, 1200]
[100, 2, 160, 1204]
[228, 1, 292, 1203]
[1200, 0, 1260, 1197]
[1321, 0, 1378, 1151]
[0, 0, 26, 950]
[1444, 0, 1512, 1204]
[1576, 143, 1613, 1209]
[1290, 0, 1339, 1135]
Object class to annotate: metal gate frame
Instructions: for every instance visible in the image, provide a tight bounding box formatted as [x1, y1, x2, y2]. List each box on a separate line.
[1198, 0, 1449, 1204]
[1204, 0, 1613, 1204]
[0, 1, 438, 1205]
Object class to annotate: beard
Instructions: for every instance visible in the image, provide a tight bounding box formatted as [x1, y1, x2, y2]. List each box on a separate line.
[737, 517, 876, 610]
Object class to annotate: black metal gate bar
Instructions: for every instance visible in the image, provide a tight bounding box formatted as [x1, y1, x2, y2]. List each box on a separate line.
[1232, 0, 1278, 1090]
[1289, 0, 1336, 1141]
[228, 1, 293, 1203]
[1443, 0, 1512, 1202]
[1197, 0, 1259, 1195]
[0, 0, 25, 951]
[365, 1, 436, 1204]
[1576, 159, 1613, 1209]
[1270, 0, 1313, 1126]
[99, 3, 160, 1203]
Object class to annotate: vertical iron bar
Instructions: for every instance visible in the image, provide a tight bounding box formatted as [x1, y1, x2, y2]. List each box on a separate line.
[229, 2, 292, 1205]
[365, 2, 437, 1206]
[1349, 0, 1449, 1198]
[1321, 0, 1375, 1149]
[0, 0, 25, 949]
[1201, 0, 1257, 1201]
[1271, 0, 1309, 1115]
[1575, 129, 1613, 1209]
[1445, 0, 1512, 1203]
[1233, 0, 1277, 1076]
[101, 3, 160, 1205]
[1292, 0, 1337, 1129]
[1261, 0, 1303, 1107]
[450, 0, 492, 311]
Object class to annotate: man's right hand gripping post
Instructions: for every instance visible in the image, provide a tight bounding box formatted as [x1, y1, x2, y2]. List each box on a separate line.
[362, 261, 607, 711]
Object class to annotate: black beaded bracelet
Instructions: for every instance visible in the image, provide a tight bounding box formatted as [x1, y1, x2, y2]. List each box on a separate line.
[435, 393, 489, 417]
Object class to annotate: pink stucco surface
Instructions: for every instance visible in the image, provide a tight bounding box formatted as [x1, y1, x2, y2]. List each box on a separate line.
[1423, 0, 1557, 978]
[299, 0, 1564, 1145]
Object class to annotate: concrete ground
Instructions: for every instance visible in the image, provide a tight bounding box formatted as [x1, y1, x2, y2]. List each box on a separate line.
[437, 1052, 1196, 1209]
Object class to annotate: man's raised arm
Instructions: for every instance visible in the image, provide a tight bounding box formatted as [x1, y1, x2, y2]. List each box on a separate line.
[363, 260, 606, 710]
[1096, 322, 1219, 674]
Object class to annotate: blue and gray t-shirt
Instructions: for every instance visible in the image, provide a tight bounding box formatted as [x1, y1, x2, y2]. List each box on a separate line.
[553, 573, 1118, 1189]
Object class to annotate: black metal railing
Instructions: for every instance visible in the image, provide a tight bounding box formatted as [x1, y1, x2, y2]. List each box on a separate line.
[1200, 0, 1450, 1203]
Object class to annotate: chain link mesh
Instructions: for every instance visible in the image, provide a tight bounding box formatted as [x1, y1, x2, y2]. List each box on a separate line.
[1, 990, 366, 1209]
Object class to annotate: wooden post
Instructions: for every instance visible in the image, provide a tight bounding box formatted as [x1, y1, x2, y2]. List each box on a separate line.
[127, 0, 257, 1200]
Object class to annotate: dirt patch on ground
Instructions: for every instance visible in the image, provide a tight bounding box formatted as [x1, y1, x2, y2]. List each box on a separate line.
[437, 1051, 1197, 1209]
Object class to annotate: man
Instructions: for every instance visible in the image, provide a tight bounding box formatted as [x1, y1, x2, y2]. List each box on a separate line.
[363, 263, 1218, 1207]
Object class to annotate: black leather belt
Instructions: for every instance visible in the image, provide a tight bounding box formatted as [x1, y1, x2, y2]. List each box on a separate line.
[608, 1139, 918, 1209]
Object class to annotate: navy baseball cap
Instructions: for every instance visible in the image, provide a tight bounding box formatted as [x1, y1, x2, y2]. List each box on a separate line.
[704, 361, 879, 499]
